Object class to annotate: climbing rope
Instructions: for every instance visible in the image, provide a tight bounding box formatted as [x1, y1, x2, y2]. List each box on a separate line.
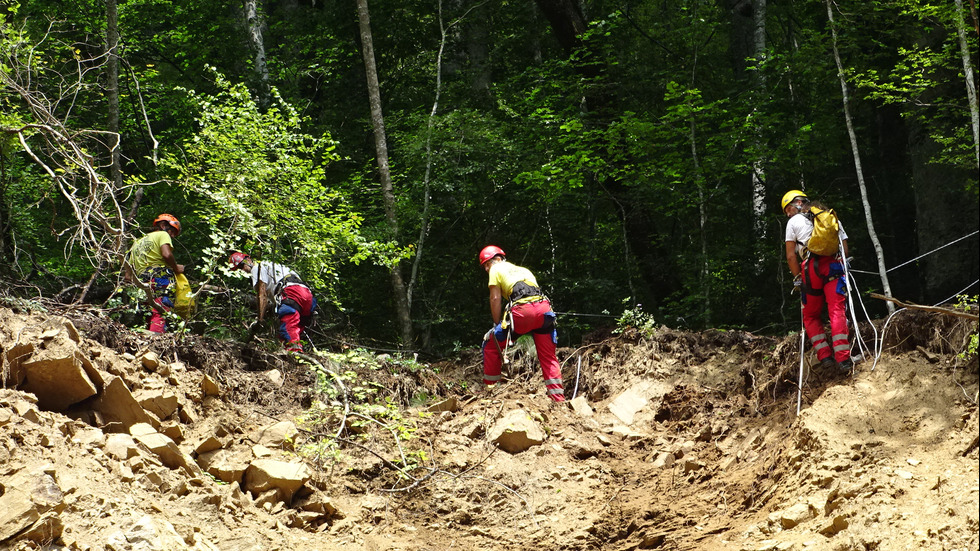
[848, 230, 978, 275]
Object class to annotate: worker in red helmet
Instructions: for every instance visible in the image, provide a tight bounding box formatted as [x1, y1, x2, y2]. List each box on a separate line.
[229, 252, 317, 353]
[479, 245, 565, 402]
[123, 214, 185, 333]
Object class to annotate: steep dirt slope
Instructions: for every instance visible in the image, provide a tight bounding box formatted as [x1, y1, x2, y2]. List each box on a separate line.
[1, 304, 977, 551]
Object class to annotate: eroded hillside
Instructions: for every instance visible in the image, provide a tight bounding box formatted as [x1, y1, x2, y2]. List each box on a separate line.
[1, 303, 977, 551]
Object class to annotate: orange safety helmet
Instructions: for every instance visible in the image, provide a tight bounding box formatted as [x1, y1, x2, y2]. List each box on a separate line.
[479, 245, 505, 266]
[228, 251, 251, 270]
[153, 213, 181, 236]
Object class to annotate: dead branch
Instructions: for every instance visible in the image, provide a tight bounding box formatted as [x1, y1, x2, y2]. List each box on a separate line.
[1, 25, 160, 279]
[870, 294, 979, 321]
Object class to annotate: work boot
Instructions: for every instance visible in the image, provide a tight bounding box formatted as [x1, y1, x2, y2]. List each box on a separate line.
[838, 359, 853, 374]
[819, 357, 836, 370]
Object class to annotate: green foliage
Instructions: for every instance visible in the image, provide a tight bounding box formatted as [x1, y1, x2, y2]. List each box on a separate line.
[848, 0, 978, 173]
[160, 70, 372, 301]
[614, 299, 657, 338]
[296, 348, 436, 473]
[954, 295, 978, 361]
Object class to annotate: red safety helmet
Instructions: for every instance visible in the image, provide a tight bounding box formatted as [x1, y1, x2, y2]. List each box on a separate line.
[479, 245, 505, 266]
[153, 213, 181, 236]
[229, 251, 251, 270]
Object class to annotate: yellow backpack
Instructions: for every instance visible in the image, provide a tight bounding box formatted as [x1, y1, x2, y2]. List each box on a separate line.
[173, 273, 197, 320]
[805, 206, 841, 257]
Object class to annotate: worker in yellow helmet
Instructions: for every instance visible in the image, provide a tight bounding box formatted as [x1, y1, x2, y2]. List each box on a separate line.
[782, 191, 853, 373]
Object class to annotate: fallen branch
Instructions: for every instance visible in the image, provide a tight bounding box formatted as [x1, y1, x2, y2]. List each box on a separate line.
[870, 294, 978, 321]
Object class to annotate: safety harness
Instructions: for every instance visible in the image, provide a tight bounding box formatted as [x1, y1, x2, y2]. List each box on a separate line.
[799, 251, 847, 304]
[502, 281, 556, 335]
[273, 273, 318, 328]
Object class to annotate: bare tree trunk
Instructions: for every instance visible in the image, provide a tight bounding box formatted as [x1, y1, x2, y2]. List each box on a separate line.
[356, 0, 413, 347]
[107, 0, 122, 191]
[749, 0, 768, 269]
[953, 0, 979, 169]
[824, 0, 895, 312]
[244, 0, 271, 108]
[79, 0, 123, 304]
[691, 119, 711, 324]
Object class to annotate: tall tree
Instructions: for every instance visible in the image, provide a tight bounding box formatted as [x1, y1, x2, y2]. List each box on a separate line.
[356, 0, 414, 346]
[824, 0, 895, 312]
[952, 0, 979, 169]
[244, 0, 272, 108]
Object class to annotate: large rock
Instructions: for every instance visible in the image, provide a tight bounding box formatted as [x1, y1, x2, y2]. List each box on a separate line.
[196, 448, 251, 484]
[105, 515, 188, 551]
[249, 420, 299, 450]
[92, 376, 155, 430]
[609, 382, 650, 425]
[19, 349, 99, 411]
[0, 470, 65, 542]
[487, 409, 546, 454]
[134, 389, 179, 420]
[132, 427, 201, 476]
[570, 396, 593, 417]
[243, 459, 312, 502]
[104, 433, 140, 461]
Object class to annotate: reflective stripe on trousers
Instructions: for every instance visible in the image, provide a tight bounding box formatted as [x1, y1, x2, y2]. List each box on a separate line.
[801, 256, 850, 363]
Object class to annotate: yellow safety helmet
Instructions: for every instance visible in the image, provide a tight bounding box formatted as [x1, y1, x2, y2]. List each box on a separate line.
[780, 190, 807, 210]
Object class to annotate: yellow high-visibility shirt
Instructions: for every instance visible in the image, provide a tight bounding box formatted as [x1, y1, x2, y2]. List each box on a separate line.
[127, 231, 173, 274]
[488, 261, 540, 301]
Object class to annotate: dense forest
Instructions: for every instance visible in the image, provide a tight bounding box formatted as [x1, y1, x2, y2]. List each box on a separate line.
[1, 0, 977, 353]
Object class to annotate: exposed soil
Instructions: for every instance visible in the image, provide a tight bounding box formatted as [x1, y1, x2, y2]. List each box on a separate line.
[1, 303, 977, 551]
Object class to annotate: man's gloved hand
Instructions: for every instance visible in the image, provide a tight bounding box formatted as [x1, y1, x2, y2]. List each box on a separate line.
[792, 275, 802, 292]
[484, 323, 506, 342]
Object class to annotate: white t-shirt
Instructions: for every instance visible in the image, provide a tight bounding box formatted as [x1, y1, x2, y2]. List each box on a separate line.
[250, 261, 298, 302]
[785, 213, 848, 256]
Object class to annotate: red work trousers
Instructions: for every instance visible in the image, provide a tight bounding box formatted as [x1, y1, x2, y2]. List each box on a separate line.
[482, 300, 565, 402]
[801, 255, 850, 363]
[277, 284, 314, 351]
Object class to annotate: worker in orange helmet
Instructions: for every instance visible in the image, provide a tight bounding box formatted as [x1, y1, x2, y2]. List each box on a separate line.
[479, 245, 565, 402]
[123, 214, 185, 333]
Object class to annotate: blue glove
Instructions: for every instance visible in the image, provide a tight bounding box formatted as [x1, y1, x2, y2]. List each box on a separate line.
[484, 323, 506, 341]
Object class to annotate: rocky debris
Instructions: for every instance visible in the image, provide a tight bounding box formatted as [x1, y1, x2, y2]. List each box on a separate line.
[0, 307, 343, 549]
[0, 468, 66, 544]
[105, 514, 219, 551]
[2, 305, 978, 551]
